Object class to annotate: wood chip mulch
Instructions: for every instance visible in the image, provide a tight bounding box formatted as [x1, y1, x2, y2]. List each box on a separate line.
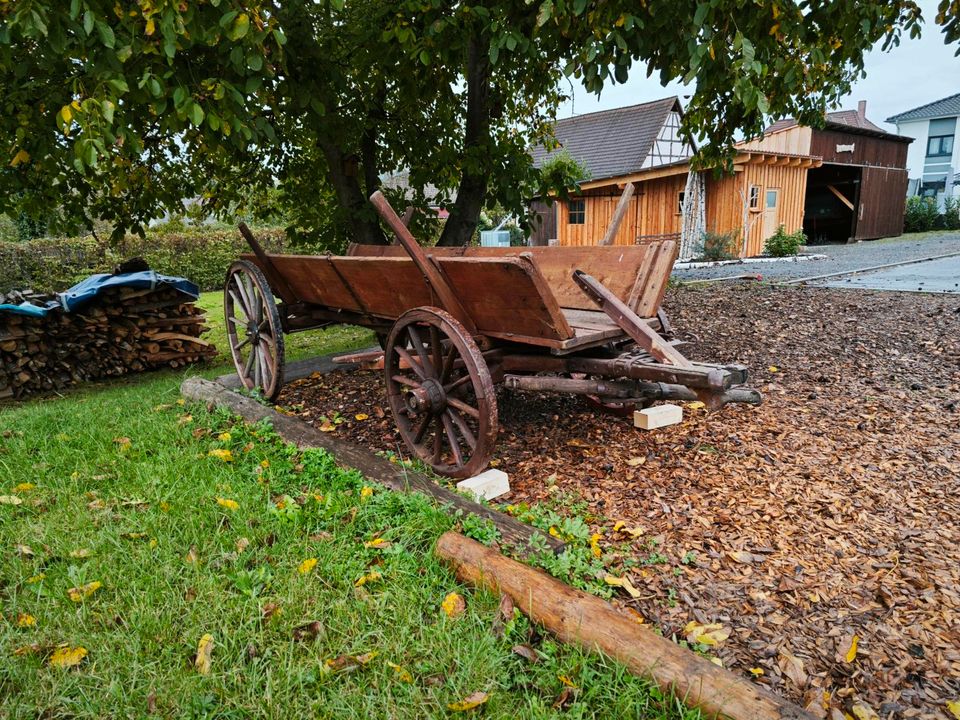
[278, 283, 960, 719]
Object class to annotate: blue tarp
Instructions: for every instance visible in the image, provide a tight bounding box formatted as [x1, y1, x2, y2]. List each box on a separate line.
[0, 271, 200, 318]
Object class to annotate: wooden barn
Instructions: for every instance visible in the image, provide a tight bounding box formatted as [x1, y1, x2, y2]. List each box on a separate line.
[739, 102, 913, 243]
[529, 98, 820, 258]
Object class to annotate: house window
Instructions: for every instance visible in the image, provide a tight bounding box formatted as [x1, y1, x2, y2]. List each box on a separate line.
[748, 185, 761, 211]
[926, 135, 954, 158]
[677, 191, 685, 215]
[766, 188, 779, 208]
[567, 199, 585, 225]
[920, 177, 947, 198]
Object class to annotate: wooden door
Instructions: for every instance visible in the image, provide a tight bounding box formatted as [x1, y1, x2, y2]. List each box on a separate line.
[854, 167, 908, 240]
[762, 187, 780, 239]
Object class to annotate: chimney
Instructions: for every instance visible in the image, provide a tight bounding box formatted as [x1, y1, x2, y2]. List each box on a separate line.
[857, 100, 867, 120]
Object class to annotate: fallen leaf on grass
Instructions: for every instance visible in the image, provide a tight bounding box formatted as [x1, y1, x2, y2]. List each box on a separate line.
[558, 675, 578, 689]
[26, 573, 45, 584]
[13, 482, 35, 493]
[387, 661, 413, 683]
[0, 495, 23, 505]
[194, 634, 214, 675]
[217, 432, 231, 442]
[14, 543, 34, 556]
[69, 548, 93, 558]
[360, 486, 374, 500]
[235, 537, 250, 553]
[261, 602, 281, 620]
[364, 537, 392, 549]
[67, 581, 102, 603]
[48, 645, 87, 669]
[184, 546, 199, 565]
[441, 592, 466, 618]
[17, 613, 36, 627]
[512, 644, 539, 663]
[448, 692, 489, 711]
[355, 570, 381, 587]
[208, 449, 233, 462]
[684, 621, 731, 647]
[324, 651, 377, 674]
[113, 437, 132, 452]
[292, 620, 323, 641]
[604, 575, 641, 599]
[553, 687, 577, 710]
[589, 533, 602, 558]
[215, 497, 239, 511]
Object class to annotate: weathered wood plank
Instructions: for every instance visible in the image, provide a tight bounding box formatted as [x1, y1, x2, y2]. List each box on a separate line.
[435, 532, 815, 720]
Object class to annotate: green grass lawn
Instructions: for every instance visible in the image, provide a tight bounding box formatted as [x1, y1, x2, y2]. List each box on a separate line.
[0, 295, 699, 719]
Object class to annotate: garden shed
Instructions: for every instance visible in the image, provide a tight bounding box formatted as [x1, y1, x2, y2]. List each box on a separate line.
[529, 98, 820, 258]
[739, 102, 913, 243]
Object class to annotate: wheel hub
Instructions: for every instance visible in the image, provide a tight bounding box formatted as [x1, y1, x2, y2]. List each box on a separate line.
[246, 319, 259, 341]
[407, 378, 445, 414]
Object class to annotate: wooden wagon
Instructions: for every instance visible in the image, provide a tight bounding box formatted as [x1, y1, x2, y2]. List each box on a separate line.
[224, 191, 760, 478]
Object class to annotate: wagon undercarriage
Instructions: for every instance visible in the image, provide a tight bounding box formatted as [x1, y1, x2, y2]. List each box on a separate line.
[225, 191, 761, 478]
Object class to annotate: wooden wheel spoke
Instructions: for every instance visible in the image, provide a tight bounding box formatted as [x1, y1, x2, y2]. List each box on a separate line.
[440, 343, 457, 383]
[444, 373, 472, 395]
[394, 346, 426, 380]
[412, 413, 432, 444]
[235, 336, 251, 351]
[227, 315, 247, 327]
[432, 417, 443, 463]
[447, 408, 477, 451]
[407, 325, 436, 377]
[234, 277, 254, 317]
[447, 396, 479, 419]
[441, 413, 463, 467]
[391, 374, 421, 389]
[243, 344, 256, 377]
[228, 289, 250, 321]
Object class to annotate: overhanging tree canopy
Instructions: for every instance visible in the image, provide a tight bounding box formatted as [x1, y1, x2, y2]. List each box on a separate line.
[0, 1, 956, 246]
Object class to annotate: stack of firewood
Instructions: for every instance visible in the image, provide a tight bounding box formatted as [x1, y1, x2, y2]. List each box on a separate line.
[0, 285, 215, 399]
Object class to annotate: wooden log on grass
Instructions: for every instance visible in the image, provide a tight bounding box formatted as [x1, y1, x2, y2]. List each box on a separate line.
[435, 532, 815, 720]
[180, 377, 563, 556]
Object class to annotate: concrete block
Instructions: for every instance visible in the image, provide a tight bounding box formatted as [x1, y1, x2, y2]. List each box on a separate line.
[457, 469, 510, 502]
[633, 403, 683, 430]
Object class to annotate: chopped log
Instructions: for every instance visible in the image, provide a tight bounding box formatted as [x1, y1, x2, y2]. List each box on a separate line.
[180, 377, 563, 556]
[435, 532, 815, 720]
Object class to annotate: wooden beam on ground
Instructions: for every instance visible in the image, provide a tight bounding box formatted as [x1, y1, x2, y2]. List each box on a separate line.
[826, 184, 854, 211]
[435, 532, 815, 720]
[598, 182, 635, 246]
[180, 377, 562, 555]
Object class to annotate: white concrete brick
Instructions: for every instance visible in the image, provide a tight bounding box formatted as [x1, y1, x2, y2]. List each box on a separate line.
[457, 469, 510, 502]
[634, 403, 683, 430]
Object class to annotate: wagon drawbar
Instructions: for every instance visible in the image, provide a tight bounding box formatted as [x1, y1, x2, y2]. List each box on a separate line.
[224, 191, 761, 478]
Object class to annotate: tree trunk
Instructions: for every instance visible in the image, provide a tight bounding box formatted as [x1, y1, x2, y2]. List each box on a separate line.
[437, 36, 492, 247]
[319, 141, 388, 246]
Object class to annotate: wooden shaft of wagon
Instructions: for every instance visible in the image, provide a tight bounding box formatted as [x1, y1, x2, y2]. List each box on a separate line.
[237, 223, 298, 305]
[598, 182, 635, 246]
[435, 532, 814, 720]
[368, 191, 478, 335]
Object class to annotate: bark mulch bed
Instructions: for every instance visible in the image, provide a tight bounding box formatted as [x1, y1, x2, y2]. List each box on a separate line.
[277, 283, 960, 719]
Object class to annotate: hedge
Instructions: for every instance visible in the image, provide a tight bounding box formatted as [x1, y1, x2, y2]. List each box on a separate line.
[0, 227, 289, 295]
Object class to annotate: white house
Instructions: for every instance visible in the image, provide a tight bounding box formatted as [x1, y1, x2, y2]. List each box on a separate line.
[886, 92, 960, 208]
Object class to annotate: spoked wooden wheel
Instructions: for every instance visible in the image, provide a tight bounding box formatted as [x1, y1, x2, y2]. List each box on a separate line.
[224, 260, 285, 401]
[385, 307, 497, 478]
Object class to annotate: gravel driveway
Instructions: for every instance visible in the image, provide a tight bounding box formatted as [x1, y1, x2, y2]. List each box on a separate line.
[673, 230, 960, 282]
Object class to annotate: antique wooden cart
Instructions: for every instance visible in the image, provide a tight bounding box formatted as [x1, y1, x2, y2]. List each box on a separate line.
[225, 191, 760, 478]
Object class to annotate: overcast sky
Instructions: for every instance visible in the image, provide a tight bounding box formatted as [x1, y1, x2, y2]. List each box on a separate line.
[556, 0, 960, 135]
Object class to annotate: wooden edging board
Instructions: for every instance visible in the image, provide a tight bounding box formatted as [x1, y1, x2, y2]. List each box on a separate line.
[435, 531, 815, 720]
[180, 377, 562, 555]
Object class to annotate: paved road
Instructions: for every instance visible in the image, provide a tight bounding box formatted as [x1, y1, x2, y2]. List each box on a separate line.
[672, 230, 960, 282]
[812, 254, 960, 294]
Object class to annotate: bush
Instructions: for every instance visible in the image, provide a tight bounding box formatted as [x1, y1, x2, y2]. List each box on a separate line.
[763, 225, 806, 257]
[699, 228, 740, 261]
[943, 196, 960, 231]
[903, 196, 942, 233]
[0, 227, 288, 295]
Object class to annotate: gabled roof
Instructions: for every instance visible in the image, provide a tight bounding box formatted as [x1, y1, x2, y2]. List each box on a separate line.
[887, 93, 960, 123]
[530, 97, 682, 181]
[764, 109, 894, 137]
